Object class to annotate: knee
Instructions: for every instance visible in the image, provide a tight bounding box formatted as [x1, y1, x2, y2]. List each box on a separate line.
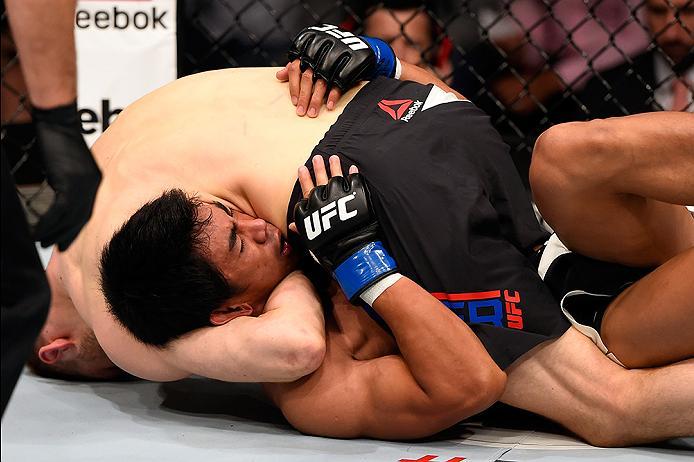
[529, 124, 581, 203]
[530, 120, 617, 200]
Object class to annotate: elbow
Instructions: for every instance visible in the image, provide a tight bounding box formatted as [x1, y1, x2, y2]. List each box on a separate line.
[281, 336, 326, 381]
[479, 367, 507, 408]
[452, 367, 506, 419]
[411, 370, 506, 439]
[430, 365, 506, 422]
[467, 366, 506, 414]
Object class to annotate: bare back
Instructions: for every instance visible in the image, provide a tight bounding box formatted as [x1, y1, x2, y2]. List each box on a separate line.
[56, 68, 364, 378]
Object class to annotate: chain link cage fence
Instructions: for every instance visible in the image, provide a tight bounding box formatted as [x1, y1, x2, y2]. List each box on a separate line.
[2, 0, 693, 226]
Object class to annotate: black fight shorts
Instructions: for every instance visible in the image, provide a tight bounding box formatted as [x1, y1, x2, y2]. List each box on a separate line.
[287, 77, 571, 369]
[538, 234, 652, 365]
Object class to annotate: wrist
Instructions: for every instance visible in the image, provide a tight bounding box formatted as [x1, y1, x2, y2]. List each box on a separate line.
[31, 100, 80, 125]
[360, 36, 397, 79]
[360, 272, 402, 306]
[332, 241, 398, 301]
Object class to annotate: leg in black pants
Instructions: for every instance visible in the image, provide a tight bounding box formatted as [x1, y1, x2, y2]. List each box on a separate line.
[1, 153, 50, 417]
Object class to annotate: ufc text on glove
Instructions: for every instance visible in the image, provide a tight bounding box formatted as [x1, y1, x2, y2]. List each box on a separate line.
[288, 24, 401, 92]
[293, 173, 399, 304]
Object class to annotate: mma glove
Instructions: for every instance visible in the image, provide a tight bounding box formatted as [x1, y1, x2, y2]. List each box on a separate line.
[294, 173, 401, 305]
[32, 101, 102, 251]
[288, 24, 401, 92]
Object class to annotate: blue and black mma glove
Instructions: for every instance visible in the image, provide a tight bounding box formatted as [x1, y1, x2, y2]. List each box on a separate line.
[288, 24, 402, 92]
[293, 173, 402, 306]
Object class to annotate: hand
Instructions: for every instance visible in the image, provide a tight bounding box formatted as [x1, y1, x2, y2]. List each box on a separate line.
[280, 24, 399, 117]
[31, 101, 102, 250]
[288, 155, 357, 235]
[292, 155, 398, 303]
[276, 61, 342, 118]
[289, 154, 359, 233]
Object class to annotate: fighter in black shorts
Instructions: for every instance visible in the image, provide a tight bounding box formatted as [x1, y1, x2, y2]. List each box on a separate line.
[282, 24, 694, 371]
[286, 76, 570, 370]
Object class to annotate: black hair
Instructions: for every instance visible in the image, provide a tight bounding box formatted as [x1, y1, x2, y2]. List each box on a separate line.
[99, 189, 237, 347]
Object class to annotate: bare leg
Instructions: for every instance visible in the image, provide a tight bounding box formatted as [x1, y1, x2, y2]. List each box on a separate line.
[602, 247, 694, 368]
[530, 113, 694, 366]
[530, 113, 694, 267]
[501, 328, 694, 447]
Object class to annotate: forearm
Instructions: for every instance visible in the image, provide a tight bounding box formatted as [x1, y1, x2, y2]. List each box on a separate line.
[169, 271, 325, 382]
[399, 61, 465, 100]
[371, 277, 505, 411]
[5, 0, 77, 107]
[166, 318, 324, 382]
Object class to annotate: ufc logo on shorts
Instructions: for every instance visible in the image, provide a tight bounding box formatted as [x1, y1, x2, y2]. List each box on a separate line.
[309, 24, 369, 51]
[304, 193, 358, 240]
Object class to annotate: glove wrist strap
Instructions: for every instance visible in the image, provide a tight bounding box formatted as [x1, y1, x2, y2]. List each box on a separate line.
[360, 272, 402, 306]
[394, 58, 402, 79]
[333, 241, 398, 300]
[360, 36, 397, 79]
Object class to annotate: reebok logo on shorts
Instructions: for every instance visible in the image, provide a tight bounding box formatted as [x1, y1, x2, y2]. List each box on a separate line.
[378, 99, 422, 122]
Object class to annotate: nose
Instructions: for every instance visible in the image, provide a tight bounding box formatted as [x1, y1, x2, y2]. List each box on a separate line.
[237, 218, 268, 243]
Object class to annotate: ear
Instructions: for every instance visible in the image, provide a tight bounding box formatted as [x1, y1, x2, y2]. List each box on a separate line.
[38, 338, 77, 365]
[209, 303, 254, 326]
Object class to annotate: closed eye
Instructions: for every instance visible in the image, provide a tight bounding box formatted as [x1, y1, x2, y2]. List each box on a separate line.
[212, 201, 239, 253]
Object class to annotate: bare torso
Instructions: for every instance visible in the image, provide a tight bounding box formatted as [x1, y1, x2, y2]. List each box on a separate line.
[55, 68, 364, 377]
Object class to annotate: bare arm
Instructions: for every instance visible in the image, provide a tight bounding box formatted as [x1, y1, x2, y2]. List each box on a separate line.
[97, 271, 324, 382]
[5, 0, 77, 107]
[6, 0, 101, 251]
[268, 277, 505, 439]
[163, 271, 325, 382]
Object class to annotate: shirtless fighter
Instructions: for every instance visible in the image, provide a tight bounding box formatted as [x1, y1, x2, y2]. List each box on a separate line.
[34, 36, 465, 383]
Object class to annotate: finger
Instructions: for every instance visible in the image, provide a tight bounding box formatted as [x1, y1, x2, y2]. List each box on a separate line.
[296, 68, 314, 116]
[288, 222, 297, 234]
[307, 79, 328, 118]
[349, 165, 359, 175]
[312, 155, 329, 185]
[288, 60, 302, 105]
[328, 155, 343, 177]
[276, 64, 289, 82]
[326, 87, 342, 110]
[298, 166, 315, 198]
